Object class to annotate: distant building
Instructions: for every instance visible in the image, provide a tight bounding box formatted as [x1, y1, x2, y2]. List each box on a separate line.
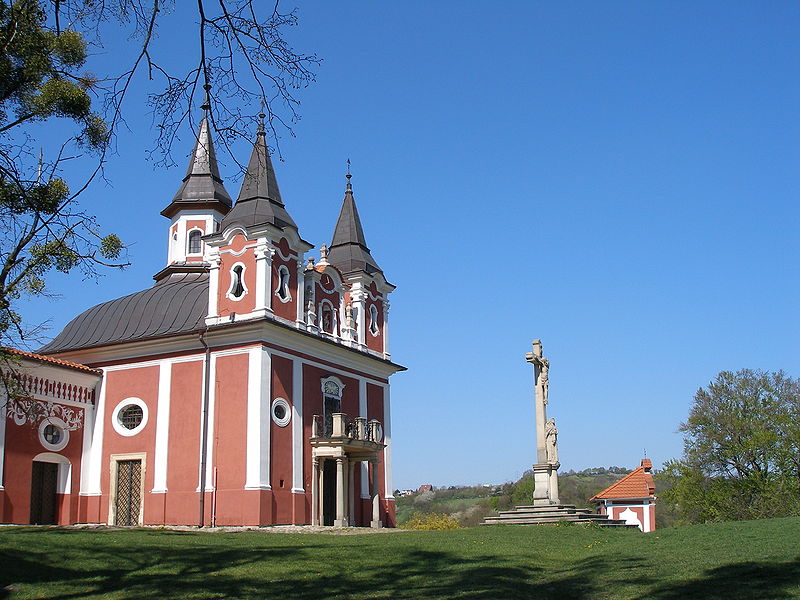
[417, 484, 433, 493]
[589, 458, 656, 532]
[0, 107, 404, 528]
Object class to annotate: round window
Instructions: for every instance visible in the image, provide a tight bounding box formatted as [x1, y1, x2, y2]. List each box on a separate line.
[38, 418, 69, 451]
[119, 405, 144, 430]
[271, 398, 291, 427]
[43, 424, 62, 444]
[111, 398, 149, 437]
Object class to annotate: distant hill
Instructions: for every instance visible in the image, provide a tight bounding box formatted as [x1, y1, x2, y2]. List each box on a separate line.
[396, 466, 635, 527]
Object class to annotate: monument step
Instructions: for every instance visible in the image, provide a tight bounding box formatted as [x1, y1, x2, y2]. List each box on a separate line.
[482, 516, 634, 527]
[494, 510, 597, 519]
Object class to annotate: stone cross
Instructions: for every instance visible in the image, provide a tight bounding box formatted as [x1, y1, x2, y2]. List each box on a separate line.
[525, 339, 560, 505]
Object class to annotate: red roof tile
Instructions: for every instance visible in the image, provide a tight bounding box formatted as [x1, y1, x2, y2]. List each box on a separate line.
[2, 348, 100, 374]
[590, 459, 655, 501]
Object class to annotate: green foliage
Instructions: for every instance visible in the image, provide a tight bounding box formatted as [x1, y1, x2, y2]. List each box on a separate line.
[663, 369, 800, 524]
[402, 512, 461, 530]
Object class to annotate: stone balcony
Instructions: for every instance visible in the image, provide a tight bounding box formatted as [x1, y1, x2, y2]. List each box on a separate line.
[310, 413, 385, 528]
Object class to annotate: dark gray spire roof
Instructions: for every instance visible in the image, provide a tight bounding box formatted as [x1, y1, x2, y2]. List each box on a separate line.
[219, 119, 297, 231]
[161, 116, 233, 219]
[327, 174, 382, 275]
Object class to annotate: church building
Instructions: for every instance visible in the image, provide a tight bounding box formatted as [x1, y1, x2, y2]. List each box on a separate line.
[0, 106, 403, 528]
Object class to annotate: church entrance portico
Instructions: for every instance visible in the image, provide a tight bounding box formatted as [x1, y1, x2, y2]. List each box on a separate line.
[311, 413, 385, 528]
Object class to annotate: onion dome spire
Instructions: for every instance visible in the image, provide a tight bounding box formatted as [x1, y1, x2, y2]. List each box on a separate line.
[161, 84, 232, 218]
[327, 165, 382, 275]
[219, 108, 297, 230]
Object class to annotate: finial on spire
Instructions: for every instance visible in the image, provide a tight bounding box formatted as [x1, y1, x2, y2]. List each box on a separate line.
[345, 158, 352, 192]
[201, 84, 211, 113]
[258, 99, 266, 135]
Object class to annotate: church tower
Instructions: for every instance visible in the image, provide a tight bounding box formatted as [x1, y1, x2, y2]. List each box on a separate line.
[325, 172, 394, 358]
[158, 92, 232, 281]
[204, 112, 313, 325]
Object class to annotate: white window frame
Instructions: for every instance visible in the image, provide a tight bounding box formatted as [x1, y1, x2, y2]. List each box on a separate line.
[368, 303, 379, 337]
[38, 417, 70, 452]
[271, 397, 291, 427]
[186, 228, 204, 256]
[275, 264, 292, 303]
[111, 398, 149, 437]
[226, 261, 248, 301]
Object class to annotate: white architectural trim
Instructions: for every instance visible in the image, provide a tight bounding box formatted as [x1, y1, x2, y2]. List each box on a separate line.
[186, 227, 205, 257]
[383, 384, 394, 500]
[151, 360, 172, 493]
[0, 389, 6, 488]
[110, 398, 149, 437]
[33, 452, 72, 494]
[79, 396, 95, 495]
[295, 258, 305, 328]
[245, 346, 272, 490]
[291, 358, 304, 493]
[359, 378, 368, 499]
[643, 499, 651, 533]
[38, 418, 70, 452]
[275, 264, 292, 303]
[254, 238, 275, 317]
[207, 250, 220, 319]
[85, 371, 107, 495]
[198, 354, 217, 492]
[226, 261, 249, 301]
[271, 397, 291, 427]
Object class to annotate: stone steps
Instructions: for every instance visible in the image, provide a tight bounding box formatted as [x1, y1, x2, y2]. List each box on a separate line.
[481, 504, 637, 528]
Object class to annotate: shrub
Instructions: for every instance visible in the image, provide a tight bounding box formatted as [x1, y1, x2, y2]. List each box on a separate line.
[402, 512, 461, 530]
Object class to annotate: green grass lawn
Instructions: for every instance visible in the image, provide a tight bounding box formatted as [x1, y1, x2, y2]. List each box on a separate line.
[1, 517, 798, 599]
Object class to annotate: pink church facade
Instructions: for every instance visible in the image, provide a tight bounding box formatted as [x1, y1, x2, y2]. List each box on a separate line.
[0, 111, 403, 528]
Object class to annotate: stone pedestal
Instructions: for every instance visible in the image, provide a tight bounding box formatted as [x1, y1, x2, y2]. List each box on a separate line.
[532, 463, 560, 506]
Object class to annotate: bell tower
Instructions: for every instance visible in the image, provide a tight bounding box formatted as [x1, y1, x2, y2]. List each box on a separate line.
[326, 171, 394, 358]
[204, 111, 312, 325]
[158, 87, 232, 280]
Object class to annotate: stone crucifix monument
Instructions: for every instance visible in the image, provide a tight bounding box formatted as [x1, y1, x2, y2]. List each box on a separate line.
[526, 339, 560, 505]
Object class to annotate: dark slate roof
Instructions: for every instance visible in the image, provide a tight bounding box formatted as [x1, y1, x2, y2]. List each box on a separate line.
[327, 175, 382, 275]
[39, 272, 209, 354]
[161, 117, 233, 218]
[219, 125, 297, 231]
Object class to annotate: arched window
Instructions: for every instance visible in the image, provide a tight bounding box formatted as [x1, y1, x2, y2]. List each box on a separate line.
[228, 264, 247, 300]
[321, 377, 344, 437]
[275, 265, 291, 302]
[369, 303, 379, 336]
[187, 229, 202, 254]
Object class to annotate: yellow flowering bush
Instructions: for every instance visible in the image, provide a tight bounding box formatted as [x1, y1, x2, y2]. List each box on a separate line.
[402, 512, 461, 530]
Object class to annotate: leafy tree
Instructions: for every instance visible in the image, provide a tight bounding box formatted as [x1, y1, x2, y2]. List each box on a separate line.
[662, 369, 800, 524]
[0, 0, 317, 356]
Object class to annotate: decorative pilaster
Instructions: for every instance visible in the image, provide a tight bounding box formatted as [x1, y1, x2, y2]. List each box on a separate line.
[254, 239, 275, 318]
[382, 298, 391, 359]
[205, 250, 221, 324]
[351, 286, 367, 350]
[295, 258, 306, 328]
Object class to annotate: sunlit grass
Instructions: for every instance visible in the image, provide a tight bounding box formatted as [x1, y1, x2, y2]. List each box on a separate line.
[0, 517, 798, 599]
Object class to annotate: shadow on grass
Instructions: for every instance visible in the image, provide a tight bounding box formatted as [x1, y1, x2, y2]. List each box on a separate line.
[0, 530, 798, 599]
[648, 558, 800, 600]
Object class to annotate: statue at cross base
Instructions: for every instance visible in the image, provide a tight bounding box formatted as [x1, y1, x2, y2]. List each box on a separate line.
[525, 339, 560, 506]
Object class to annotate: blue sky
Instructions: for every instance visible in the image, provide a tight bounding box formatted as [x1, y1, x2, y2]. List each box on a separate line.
[22, 2, 800, 490]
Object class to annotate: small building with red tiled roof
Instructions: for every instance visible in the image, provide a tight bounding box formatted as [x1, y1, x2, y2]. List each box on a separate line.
[589, 459, 656, 532]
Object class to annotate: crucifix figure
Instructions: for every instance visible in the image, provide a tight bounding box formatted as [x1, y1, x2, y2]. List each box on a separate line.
[525, 339, 560, 505]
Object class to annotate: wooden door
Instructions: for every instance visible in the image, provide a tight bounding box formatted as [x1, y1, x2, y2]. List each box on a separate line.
[30, 461, 58, 525]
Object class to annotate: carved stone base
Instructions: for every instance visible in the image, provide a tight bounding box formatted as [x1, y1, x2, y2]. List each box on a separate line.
[531, 462, 560, 506]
